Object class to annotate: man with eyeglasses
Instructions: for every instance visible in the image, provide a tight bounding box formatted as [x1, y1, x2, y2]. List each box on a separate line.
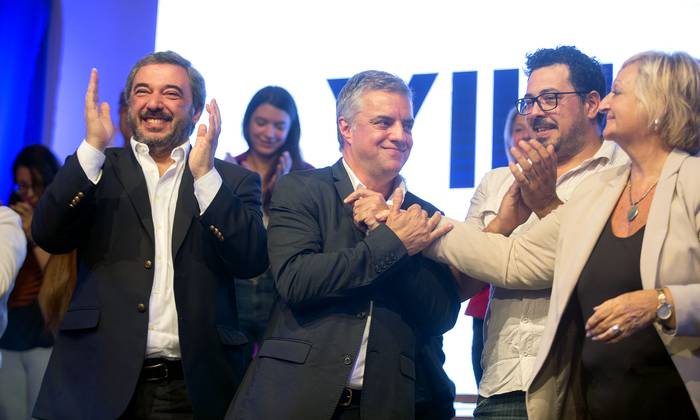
[449, 46, 628, 419]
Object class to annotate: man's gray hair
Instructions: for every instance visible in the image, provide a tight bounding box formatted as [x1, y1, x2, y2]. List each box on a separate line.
[123, 51, 206, 117]
[335, 70, 412, 148]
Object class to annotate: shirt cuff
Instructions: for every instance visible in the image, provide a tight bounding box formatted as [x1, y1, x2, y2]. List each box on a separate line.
[76, 140, 106, 184]
[194, 168, 222, 215]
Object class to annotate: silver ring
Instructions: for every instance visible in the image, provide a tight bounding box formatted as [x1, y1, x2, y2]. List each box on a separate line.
[610, 324, 621, 335]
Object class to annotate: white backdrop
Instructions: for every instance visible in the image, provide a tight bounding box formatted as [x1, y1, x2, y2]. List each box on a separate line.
[155, 0, 700, 395]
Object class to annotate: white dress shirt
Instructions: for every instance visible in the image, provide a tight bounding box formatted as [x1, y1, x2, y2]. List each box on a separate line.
[76, 139, 222, 359]
[0, 206, 26, 366]
[468, 141, 628, 397]
[341, 159, 406, 390]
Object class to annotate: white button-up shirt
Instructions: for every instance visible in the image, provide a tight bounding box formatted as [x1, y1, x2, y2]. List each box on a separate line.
[77, 139, 222, 359]
[341, 159, 406, 390]
[468, 141, 628, 397]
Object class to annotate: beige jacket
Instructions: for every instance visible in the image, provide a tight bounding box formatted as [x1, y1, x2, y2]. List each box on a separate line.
[427, 149, 700, 419]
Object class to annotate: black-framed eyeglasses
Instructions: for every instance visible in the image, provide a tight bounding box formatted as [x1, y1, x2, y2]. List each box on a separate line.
[516, 91, 586, 115]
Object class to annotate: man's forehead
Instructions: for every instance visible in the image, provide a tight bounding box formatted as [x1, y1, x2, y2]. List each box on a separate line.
[526, 63, 573, 93]
[358, 90, 413, 115]
[132, 63, 191, 91]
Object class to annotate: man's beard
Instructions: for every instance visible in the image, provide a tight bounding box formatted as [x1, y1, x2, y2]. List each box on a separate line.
[531, 115, 587, 162]
[553, 116, 587, 163]
[128, 109, 195, 155]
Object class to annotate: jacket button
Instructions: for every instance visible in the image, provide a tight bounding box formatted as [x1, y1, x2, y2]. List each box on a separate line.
[343, 354, 353, 365]
[137, 303, 146, 313]
[144, 260, 153, 269]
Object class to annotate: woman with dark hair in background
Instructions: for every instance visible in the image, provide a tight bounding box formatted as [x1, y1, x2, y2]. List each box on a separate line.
[0, 144, 71, 420]
[227, 86, 313, 219]
[225, 86, 313, 363]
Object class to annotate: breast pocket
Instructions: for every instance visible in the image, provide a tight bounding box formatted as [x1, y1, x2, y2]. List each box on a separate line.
[258, 338, 312, 364]
[60, 308, 100, 331]
[399, 353, 415, 380]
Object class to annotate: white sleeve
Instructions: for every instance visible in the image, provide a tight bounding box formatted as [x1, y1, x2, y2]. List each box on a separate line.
[425, 208, 560, 290]
[76, 140, 106, 184]
[0, 207, 27, 297]
[193, 167, 223, 215]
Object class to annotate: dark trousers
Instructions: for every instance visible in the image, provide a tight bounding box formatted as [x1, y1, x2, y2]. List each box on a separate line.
[119, 379, 193, 420]
[330, 405, 361, 420]
[472, 317, 484, 386]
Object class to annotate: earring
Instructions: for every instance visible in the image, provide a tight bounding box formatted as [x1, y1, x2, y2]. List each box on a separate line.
[653, 118, 660, 131]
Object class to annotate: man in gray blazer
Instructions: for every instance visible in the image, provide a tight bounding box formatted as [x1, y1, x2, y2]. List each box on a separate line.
[228, 70, 460, 420]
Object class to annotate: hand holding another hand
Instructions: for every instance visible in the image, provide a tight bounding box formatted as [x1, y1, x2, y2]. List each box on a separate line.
[385, 189, 453, 255]
[344, 187, 390, 232]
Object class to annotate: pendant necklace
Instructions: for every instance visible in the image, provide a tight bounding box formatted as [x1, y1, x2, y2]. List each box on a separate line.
[626, 178, 658, 222]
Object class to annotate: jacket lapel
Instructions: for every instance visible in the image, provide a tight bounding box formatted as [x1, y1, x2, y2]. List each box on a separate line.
[639, 149, 688, 289]
[553, 165, 630, 318]
[172, 164, 198, 257]
[332, 159, 366, 242]
[112, 148, 155, 242]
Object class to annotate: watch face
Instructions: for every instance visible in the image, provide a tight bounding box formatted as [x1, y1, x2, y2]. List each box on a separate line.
[657, 303, 673, 321]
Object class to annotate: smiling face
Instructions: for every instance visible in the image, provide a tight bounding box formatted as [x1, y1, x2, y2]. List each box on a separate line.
[248, 103, 291, 158]
[339, 90, 413, 186]
[525, 64, 591, 160]
[599, 62, 649, 145]
[127, 63, 201, 152]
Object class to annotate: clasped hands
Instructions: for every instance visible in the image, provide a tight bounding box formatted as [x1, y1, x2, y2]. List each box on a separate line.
[343, 188, 453, 256]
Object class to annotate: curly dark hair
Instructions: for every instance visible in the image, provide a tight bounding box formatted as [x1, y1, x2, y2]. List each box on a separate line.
[526, 46, 606, 126]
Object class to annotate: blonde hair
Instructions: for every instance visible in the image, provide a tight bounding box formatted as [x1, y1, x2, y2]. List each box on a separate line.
[621, 51, 700, 154]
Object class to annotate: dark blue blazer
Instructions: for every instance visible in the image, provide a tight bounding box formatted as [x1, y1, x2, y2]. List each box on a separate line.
[228, 159, 459, 420]
[31, 147, 268, 420]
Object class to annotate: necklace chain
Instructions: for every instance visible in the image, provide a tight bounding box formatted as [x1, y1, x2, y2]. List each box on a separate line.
[627, 179, 658, 206]
[625, 178, 658, 222]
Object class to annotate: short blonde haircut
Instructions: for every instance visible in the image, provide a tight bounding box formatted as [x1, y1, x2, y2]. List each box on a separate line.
[621, 51, 700, 154]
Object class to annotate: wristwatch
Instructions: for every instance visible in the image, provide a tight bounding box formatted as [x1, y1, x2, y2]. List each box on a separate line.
[655, 288, 673, 322]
